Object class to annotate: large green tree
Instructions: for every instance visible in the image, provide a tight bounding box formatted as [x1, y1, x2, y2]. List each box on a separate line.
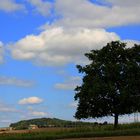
[75, 41, 140, 127]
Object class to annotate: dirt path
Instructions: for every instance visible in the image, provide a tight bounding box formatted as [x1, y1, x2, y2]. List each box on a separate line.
[62, 136, 140, 140]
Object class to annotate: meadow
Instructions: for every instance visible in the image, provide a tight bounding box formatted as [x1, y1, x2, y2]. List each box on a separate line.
[0, 123, 140, 140]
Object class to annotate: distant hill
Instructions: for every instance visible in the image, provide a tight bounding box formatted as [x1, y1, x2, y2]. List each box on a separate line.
[10, 118, 96, 130]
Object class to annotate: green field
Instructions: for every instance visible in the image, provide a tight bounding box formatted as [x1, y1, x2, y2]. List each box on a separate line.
[0, 123, 140, 140]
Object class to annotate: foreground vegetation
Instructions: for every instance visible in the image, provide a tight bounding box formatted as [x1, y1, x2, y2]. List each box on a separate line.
[1, 123, 140, 140]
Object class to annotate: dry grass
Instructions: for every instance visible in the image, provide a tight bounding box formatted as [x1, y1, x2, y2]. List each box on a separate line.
[0, 127, 75, 134]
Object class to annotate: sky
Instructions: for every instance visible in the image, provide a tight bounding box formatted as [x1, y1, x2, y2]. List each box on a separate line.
[0, 0, 140, 127]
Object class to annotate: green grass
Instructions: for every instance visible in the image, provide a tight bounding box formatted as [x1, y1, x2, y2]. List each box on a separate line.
[1, 123, 140, 140]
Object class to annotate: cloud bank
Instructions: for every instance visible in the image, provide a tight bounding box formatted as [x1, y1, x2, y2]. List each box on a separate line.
[10, 27, 119, 66]
[48, 0, 140, 28]
[8, 0, 140, 66]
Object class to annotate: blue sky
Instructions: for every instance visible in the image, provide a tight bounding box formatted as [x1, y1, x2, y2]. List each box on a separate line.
[0, 0, 140, 127]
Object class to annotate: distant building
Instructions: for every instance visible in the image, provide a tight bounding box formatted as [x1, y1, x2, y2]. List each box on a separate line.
[28, 124, 38, 130]
[0, 127, 13, 131]
[48, 124, 55, 127]
[9, 127, 13, 131]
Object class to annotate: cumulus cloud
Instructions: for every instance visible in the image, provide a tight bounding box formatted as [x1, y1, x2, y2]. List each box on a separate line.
[0, 76, 34, 87]
[55, 76, 81, 90]
[0, 0, 25, 12]
[10, 27, 119, 66]
[27, 0, 52, 16]
[18, 97, 43, 105]
[8, 0, 140, 66]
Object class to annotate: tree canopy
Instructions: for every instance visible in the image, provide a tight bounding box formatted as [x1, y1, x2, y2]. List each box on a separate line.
[75, 41, 140, 127]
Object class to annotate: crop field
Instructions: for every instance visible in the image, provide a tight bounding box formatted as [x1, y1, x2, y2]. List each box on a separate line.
[0, 123, 140, 140]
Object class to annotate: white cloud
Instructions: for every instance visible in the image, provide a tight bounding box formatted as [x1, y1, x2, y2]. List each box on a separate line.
[123, 40, 140, 48]
[0, 119, 12, 123]
[55, 76, 81, 90]
[119, 113, 140, 123]
[27, 106, 34, 111]
[52, 0, 140, 28]
[0, 107, 17, 112]
[30, 111, 46, 117]
[24, 0, 140, 28]
[0, 76, 34, 87]
[0, 0, 25, 12]
[104, 0, 140, 7]
[8, 0, 140, 67]
[0, 42, 4, 64]
[22, 106, 48, 118]
[18, 97, 43, 105]
[10, 27, 119, 66]
[69, 102, 78, 108]
[0, 102, 18, 113]
[27, 0, 52, 16]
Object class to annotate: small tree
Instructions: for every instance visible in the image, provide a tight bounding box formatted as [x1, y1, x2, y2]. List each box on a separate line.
[75, 41, 140, 127]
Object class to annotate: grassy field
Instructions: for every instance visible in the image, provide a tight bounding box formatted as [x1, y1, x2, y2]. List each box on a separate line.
[0, 123, 140, 140]
[63, 136, 140, 140]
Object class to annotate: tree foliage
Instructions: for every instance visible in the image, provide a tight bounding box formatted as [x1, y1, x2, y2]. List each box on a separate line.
[75, 41, 140, 127]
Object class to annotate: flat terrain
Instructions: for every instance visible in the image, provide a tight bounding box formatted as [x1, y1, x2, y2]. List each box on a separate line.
[62, 136, 140, 140]
[0, 127, 74, 134]
[0, 126, 140, 140]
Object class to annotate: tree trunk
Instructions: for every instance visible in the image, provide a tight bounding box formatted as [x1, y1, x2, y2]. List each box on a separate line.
[114, 113, 118, 128]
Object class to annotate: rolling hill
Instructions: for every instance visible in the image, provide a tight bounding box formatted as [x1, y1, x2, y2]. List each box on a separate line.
[10, 118, 96, 130]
